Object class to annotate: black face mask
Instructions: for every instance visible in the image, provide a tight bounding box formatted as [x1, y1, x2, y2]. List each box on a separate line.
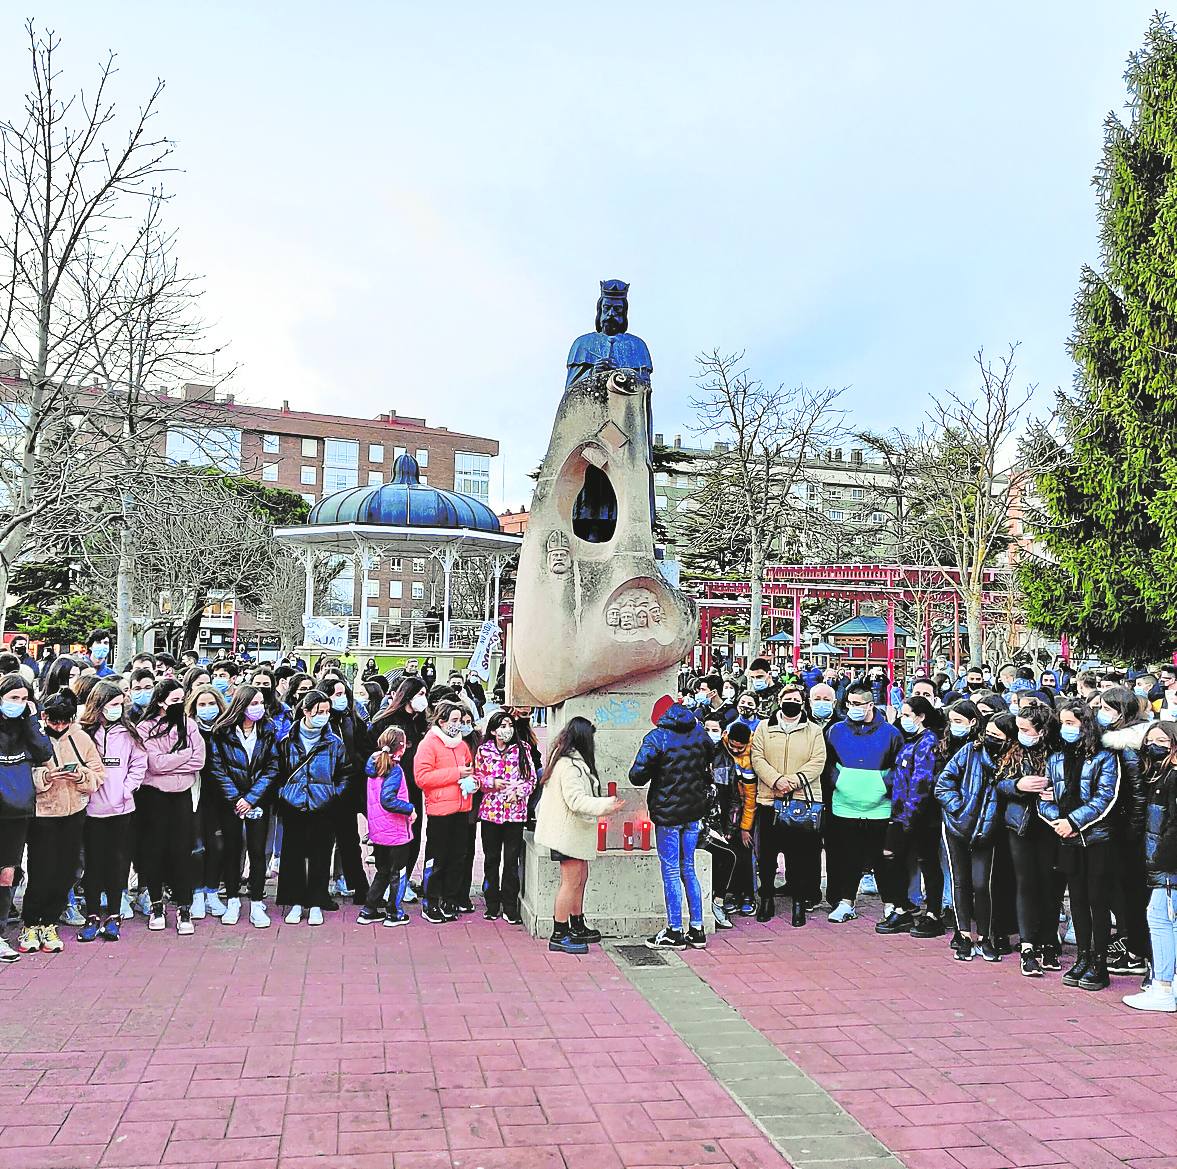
[1146, 743, 1170, 760]
[984, 736, 1007, 754]
[967, 681, 984, 692]
[46, 725, 67, 739]
[778, 701, 804, 719]
[165, 704, 186, 725]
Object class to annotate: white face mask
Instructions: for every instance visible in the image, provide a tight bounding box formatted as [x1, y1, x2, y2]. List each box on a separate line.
[103, 703, 124, 723]
[411, 693, 428, 713]
[442, 722, 462, 739]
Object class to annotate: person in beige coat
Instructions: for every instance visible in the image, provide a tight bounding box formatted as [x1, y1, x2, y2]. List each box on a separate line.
[748, 684, 826, 926]
[534, 716, 622, 954]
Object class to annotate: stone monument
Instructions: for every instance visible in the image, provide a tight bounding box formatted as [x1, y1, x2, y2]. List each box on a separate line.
[512, 279, 706, 937]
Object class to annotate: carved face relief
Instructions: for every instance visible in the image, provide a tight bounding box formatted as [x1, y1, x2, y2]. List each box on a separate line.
[619, 610, 636, 630]
[607, 586, 668, 643]
[545, 531, 572, 576]
[606, 604, 621, 627]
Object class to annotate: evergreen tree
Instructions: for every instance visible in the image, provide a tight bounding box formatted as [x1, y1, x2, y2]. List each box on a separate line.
[1020, 14, 1177, 659]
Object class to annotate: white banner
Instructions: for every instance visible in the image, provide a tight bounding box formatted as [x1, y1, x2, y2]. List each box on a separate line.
[303, 616, 347, 651]
[466, 619, 501, 681]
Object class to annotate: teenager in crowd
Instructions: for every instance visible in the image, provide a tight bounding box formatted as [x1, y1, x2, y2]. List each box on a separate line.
[1041, 697, 1120, 990]
[936, 703, 1005, 961]
[210, 658, 240, 700]
[476, 710, 534, 924]
[415, 701, 477, 923]
[181, 665, 212, 696]
[136, 679, 206, 935]
[18, 690, 103, 954]
[630, 693, 714, 950]
[83, 629, 116, 678]
[39, 656, 81, 701]
[78, 681, 147, 942]
[825, 683, 903, 923]
[703, 716, 744, 929]
[357, 726, 414, 926]
[319, 674, 370, 905]
[451, 708, 483, 914]
[188, 680, 229, 922]
[248, 667, 292, 741]
[877, 695, 944, 937]
[746, 685, 826, 926]
[208, 685, 279, 928]
[276, 689, 346, 925]
[534, 716, 622, 954]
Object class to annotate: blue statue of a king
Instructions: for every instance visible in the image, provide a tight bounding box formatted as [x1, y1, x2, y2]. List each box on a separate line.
[565, 279, 654, 389]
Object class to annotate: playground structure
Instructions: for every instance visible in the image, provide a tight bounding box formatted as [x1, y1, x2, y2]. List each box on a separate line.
[697, 563, 1013, 676]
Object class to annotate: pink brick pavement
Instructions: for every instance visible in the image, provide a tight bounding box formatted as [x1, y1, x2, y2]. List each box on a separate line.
[685, 900, 1177, 1169]
[0, 910, 790, 1169]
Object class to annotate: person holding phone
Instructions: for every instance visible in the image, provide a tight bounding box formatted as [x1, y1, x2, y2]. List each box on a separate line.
[19, 689, 103, 954]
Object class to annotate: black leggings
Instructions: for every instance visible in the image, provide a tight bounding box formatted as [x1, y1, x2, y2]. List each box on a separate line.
[1067, 841, 1111, 955]
[195, 785, 224, 892]
[1110, 832, 1151, 960]
[83, 814, 132, 918]
[424, 812, 469, 908]
[137, 786, 196, 907]
[0, 816, 29, 932]
[1008, 822, 1062, 947]
[329, 795, 369, 898]
[363, 841, 413, 915]
[480, 820, 524, 915]
[944, 830, 995, 937]
[705, 835, 737, 901]
[878, 805, 943, 912]
[23, 812, 85, 926]
[219, 802, 270, 901]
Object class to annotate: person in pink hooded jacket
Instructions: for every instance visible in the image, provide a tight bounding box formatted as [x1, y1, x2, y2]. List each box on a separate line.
[136, 679, 206, 935]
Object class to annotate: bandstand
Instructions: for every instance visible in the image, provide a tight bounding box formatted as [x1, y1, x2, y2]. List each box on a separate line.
[273, 454, 521, 670]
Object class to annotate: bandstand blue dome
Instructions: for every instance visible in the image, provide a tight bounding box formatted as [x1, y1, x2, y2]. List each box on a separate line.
[307, 453, 501, 533]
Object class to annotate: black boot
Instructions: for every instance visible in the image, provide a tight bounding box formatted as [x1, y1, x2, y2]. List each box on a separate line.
[1079, 951, 1110, 991]
[1062, 950, 1091, 987]
[755, 896, 775, 923]
[569, 914, 602, 944]
[791, 899, 806, 928]
[549, 920, 588, 955]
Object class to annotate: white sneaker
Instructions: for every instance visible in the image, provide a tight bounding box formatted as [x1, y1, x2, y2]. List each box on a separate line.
[190, 890, 207, 920]
[828, 901, 858, 923]
[205, 891, 228, 917]
[401, 885, 418, 904]
[60, 902, 85, 927]
[284, 904, 303, 925]
[135, 889, 153, 917]
[0, 937, 20, 963]
[176, 910, 194, 936]
[858, 873, 878, 896]
[308, 907, 324, 926]
[119, 892, 134, 920]
[1123, 984, 1176, 1013]
[249, 902, 271, 929]
[221, 897, 241, 926]
[148, 907, 166, 931]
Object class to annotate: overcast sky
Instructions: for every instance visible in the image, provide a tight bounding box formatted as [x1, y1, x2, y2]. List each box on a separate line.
[0, 2, 1162, 507]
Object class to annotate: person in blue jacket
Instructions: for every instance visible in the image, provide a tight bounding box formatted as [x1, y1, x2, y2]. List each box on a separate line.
[275, 689, 347, 926]
[0, 674, 54, 963]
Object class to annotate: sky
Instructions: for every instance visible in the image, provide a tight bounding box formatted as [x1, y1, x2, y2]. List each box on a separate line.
[0, 1, 1163, 508]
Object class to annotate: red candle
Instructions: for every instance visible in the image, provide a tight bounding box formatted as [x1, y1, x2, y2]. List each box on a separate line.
[597, 820, 608, 852]
[639, 820, 651, 851]
[623, 821, 634, 851]
[607, 781, 617, 797]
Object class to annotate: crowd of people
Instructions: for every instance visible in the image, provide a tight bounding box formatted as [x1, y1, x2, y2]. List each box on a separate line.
[1, 631, 1175, 1020]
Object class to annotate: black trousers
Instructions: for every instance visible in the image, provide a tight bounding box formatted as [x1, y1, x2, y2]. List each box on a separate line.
[826, 814, 887, 906]
[83, 814, 132, 919]
[991, 827, 1018, 939]
[1067, 841, 1112, 955]
[219, 801, 270, 900]
[754, 804, 822, 903]
[277, 806, 334, 908]
[705, 835, 737, 901]
[879, 804, 943, 912]
[425, 812, 469, 908]
[137, 786, 196, 907]
[480, 820, 524, 914]
[23, 812, 85, 926]
[944, 830, 995, 936]
[1008, 822, 1062, 947]
[329, 795, 369, 898]
[726, 835, 755, 901]
[195, 784, 225, 892]
[363, 841, 414, 915]
[0, 816, 29, 931]
[1110, 832, 1151, 960]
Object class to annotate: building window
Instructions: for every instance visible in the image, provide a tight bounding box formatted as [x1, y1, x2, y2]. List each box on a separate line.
[827, 448, 843, 462]
[387, 607, 402, 624]
[806, 483, 820, 502]
[300, 466, 317, 485]
[368, 443, 384, 464]
[365, 579, 379, 598]
[367, 471, 383, 486]
[394, 446, 406, 461]
[301, 437, 318, 458]
[323, 438, 359, 492]
[301, 492, 316, 505]
[455, 451, 490, 500]
[165, 427, 242, 472]
[262, 434, 280, 454]
[262, 462, 279, 482]
[387, 557, 402, 572]
[416, 448, 429, 467]
[655, 472, 669, 486]
[411, 582, 425, 601]
[388, 580, 403, 600]
[827, 485, 843, 499]
[654, 495, 668, 510]
[851, 448, 864, 465]
[850, 487, 865, 501]
[872, 511, 888, 525]
[420, 475, 428, 485]
[412, 557, 426, 574]
[827, 509, 845, 522]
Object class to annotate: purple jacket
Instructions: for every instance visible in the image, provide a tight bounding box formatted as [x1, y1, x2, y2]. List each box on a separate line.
[365, 756, 413, 846]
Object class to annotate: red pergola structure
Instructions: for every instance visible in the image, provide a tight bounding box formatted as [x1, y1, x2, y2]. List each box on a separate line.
[695, 563, 1011, 677]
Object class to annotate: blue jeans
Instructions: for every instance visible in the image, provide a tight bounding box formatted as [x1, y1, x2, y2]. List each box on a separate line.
[655, 821, 703, 931]
[1147, 886, 1177, 983]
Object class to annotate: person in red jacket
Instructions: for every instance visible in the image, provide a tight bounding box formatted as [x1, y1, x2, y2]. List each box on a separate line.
[414, 701, 475, 923]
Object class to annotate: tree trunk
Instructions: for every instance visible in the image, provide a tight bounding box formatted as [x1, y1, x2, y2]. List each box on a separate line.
[749, 542, 765, 660]
[964, 591, 983, 667]
[116, 525, 134, 668]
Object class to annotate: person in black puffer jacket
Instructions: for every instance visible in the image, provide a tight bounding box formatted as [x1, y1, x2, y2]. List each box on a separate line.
[629, 702, 713, 951]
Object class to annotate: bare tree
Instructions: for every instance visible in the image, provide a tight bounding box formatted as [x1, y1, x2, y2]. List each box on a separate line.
[691, 350, 845, 659]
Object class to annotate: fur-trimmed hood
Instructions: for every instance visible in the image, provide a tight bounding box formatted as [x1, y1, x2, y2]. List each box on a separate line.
[1102, 722, 1149, 752]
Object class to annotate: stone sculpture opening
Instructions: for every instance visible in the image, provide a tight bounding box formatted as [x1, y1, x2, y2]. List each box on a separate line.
[572, 464, 618, 543]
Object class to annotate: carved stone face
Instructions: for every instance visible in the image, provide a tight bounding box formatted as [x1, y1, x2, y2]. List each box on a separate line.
[606, 605, 621, 627]
[547, 546, 571, 575]
[619, 610, 636, 630]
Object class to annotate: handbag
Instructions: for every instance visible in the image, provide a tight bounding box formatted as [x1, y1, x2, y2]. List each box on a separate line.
[775, 776, 825, 833]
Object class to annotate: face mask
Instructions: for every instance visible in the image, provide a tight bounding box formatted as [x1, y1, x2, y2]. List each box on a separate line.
[751, 678, 768, 692]
[846, 707, 867, 723]
[461, 724, 475, 736]
[131, 690, 152, 708]
[949, 722, 970, 738]
[985, 736, 1007, 754]
[722, 689, 735, 701]
[966, 681, 983, 692]
[1, 698, 26, 719]
[496, 727, 514, 744]
[1008, 701, 1020, 714]
[442, 724, 462, 740]
[308, 713, 331, 730]
[212, 677, 231, 693]
[1135, 687, 1150, 698]
[1017, 732, 1040, 748]
[900, 716, 920, 735]
[90, 644, 109, 661]
[103, 703, 125, 723]
[681, 696, 697, 708]
[330, 695, 349, 712]
[811, 700, 834, 719]
[695, 691, 709, 704]
[196, 705, 219, 723]
[1146, 742, 1170, 759]
[778, 700, 803, 719]
[1096, 708, 1117, 728]
[411, 693, 428, 713]
[707, 729, 723, 743]
[1060, 725, 1083, 744]
[246, 702, 266, 722]
[12, 645, 25, 656]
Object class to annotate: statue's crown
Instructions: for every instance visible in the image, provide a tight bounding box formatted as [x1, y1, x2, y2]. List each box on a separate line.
[547, 530, 571, 551]
[600, 278, 629, 300]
